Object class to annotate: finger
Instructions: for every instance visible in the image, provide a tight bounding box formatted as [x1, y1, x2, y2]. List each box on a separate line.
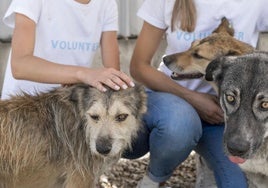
[208, 118, 222, 125]
[215, 115, 224, 124]
[94, 82, 107, 92]
[210, 111, 224, 124]
[103, 78, 121, 90]
[205, 112, 224, 125]
[217, 109, 224, 119]
[205, 117, 217, 125]
[109, 75, 129, 90]
[113, 71, 135, 87]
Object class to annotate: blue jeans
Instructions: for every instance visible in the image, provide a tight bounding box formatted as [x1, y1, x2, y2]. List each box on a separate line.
[123, 91, 247, 188]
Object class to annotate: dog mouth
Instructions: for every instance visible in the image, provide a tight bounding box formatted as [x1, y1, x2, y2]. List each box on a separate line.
[228, 156, 246, 164]
[171, 71, 204, 80]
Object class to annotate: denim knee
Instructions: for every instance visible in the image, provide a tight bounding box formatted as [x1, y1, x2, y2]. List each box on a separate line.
[145, 91, 202, 181]
[146, 91, 202, 145]
[149, 110, 202, 157]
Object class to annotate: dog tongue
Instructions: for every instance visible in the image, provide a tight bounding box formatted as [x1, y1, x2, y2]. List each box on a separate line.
[228, 156, 246, 164]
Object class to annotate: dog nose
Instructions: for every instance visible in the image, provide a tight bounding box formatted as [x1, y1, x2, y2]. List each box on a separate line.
[226, 139, 250, 157]
[96, 137, 112, 155]
[162, 55, 174, 66]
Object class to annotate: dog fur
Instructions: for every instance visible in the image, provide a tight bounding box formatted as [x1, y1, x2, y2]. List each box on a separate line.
[163, 17, 254, 92]
[0, 84, 147, 188]
[163, 18, 266, 187]
[205, 51, 268, 188]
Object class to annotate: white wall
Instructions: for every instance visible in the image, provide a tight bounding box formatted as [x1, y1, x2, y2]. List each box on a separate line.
[0, 0, 12, 42]
[117, 0, 143, 37]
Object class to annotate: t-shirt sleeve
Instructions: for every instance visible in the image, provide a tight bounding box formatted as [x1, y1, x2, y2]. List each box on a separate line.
[102, 0, 118, 32]
[3, 0, 42, 28]
[137, 0, 167, 29]
[256, 0, 268, 31]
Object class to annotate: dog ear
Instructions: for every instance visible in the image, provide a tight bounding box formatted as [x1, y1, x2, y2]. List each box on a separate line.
[134, 83, 147, 115]
[191, 39, 201, 47]
[226, 49, 242, 56]
[212, 17, 234, 36]
[205, 56, 238, 82]
[205, 56, 229, 82]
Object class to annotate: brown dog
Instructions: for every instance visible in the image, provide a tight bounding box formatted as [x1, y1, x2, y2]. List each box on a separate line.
[163, 17, 254, 91]
[0, 84, 147, 188]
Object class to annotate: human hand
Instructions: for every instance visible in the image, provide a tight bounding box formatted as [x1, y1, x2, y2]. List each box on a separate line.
[78, 67, 135, 92]
[189, 92, 224, 124]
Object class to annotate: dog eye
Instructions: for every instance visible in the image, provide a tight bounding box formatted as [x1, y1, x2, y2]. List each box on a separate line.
[115, 114, 128, 122]
[226, 95, 235, 104]
[193, 52, 203, 59]
[90, 115, 100, 121]
[261, 102, 268, 110]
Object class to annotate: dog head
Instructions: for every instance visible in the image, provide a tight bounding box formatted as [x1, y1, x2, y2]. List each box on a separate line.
[163, 17, 254, 81]
[205, 51, 268, 163]
[74, 84, 147, 158]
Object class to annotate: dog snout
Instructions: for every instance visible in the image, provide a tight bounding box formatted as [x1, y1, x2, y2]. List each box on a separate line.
[96, 137, 112, 155]
[163, 55, 175, 66]
[226, 138, 250, 157]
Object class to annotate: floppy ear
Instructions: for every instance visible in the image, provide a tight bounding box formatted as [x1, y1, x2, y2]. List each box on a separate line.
[226, 49, 243, 56]
[205, 56, 238, 82]
[212, 17, 234, 36]
[205, 57, 226, 82]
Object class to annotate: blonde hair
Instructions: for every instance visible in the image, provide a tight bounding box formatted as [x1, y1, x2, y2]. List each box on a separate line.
[171, 0, 197, 32]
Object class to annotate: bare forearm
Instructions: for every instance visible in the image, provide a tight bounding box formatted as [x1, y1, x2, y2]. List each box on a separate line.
[101, 31, 120, 70]
[10, 12, 133, 92]
[11, 55, 84, 84]
[130, 63, 194, 100]
[11, 54, 134, 92]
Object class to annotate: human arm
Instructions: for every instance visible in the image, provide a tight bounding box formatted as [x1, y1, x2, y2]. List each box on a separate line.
[101, 31, 120, 70]
[130, 21, 223, 124]
[10, 13, 134, 92]
[98, 30, 134, 90]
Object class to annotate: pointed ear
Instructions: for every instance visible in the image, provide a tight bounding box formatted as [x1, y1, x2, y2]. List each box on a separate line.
[226, 43, 254, 55]
[212, 17, 234, 36]
[191, 39, 201, 47]
[135, 83, 147, 115]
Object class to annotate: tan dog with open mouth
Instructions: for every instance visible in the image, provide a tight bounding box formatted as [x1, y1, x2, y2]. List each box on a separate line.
[162, 17, 254, 92]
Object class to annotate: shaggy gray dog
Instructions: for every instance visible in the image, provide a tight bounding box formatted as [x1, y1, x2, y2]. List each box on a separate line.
[0, 84, 147, 188]
[206, 51, 268, 188]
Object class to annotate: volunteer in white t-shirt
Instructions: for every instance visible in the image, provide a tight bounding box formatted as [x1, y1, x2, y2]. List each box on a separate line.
[123, 0, 268, 188]
[1, 0, 134, 100]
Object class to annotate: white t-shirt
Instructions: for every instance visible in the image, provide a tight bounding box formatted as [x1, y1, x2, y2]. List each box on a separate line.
[1, 0, 118, 99]
[138, 0, 268, 94]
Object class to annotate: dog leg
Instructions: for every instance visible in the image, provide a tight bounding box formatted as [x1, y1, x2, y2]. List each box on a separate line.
[195, 154, 217, 188]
